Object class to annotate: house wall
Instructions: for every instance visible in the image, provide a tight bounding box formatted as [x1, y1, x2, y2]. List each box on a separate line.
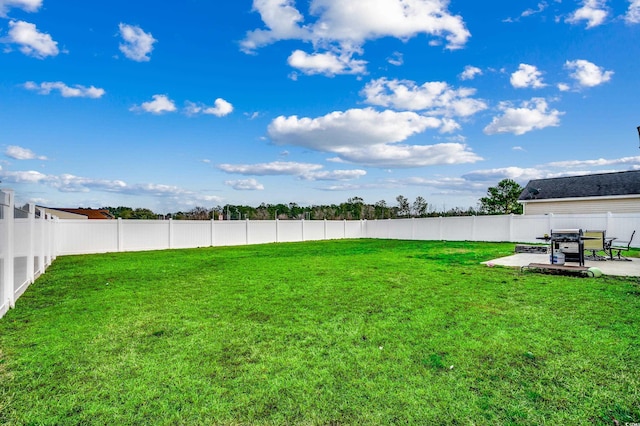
[41, 208, 87, 220]
[523, 197, 640, 215]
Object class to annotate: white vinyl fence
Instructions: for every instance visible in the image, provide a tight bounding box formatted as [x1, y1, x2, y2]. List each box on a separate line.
[55, 212, 640, 256]
[55, 218, 366, 255]
[2, 186, 640, 320]
[1, 190, 57, 319]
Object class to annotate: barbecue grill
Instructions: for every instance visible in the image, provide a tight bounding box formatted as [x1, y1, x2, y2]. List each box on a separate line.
[550, 229, 584, 266]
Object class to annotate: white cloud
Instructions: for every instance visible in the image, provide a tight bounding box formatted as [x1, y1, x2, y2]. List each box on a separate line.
[459, 65, 482, 80]
[0, 169, 47, 183]
[503, 2, 548, 22]
[510, 64, 546, 89]
[24, 81, 105, 98]
[564, 59, 613, 88]
[242, 0, 470, 75]
[557, 82, 571, 91]
[5, 145, 47, 160]
[483, 98, 563, 136]
[218, 161, 366, 181]
[462, 167, 546, 182]
[521, 2, 548, 18]
[332, 142, 482, 168]
[269, 108, 441, 149]
[185, 98, 234, 117]
[392, 176, 488, 194]
[362, 78, 487, 117]
[287, 50, 367, 75]
[219, 161, 324, 176]
[131, 94, 177, 114]
[0, 168, 223, 203]
[566, 0, 608, 28]
[7, 20, 58, 58]
[627, 0, 640, 23]
[0, 0, 41, 17]
[267, 108, 482, 167]
[546, 156, 640, 168]
[387, 51, 403, 66]
[240, 0, 309, 53]
[118, 23, 156, 62]
[225, 179, 265, 191]
[304, 169, 367, 180]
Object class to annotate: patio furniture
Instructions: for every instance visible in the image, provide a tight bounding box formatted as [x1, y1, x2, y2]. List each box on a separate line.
[583, 230, 607, 261]
[610, 230, 635, 261]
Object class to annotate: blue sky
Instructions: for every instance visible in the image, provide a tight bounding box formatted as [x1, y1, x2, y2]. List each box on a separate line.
[1, 0, 639, 213]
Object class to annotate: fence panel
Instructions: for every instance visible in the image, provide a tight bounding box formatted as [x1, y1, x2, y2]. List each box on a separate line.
[121, 220, 169, 251]
[344, 221, 363, 239]
[13, 215, 30, 298]
[172, 221, 211, 249]
[248, 221, 277, 244]
[1, 190, 57, 320]
[278, 221, 304, 243]
[213, 221, 247, 246]
[381, 219, 412, 240]
[548, 213, 609, 232]
[365, 220, 391, 239]
[413, 218, 441, 240]
[302, 221, 325, 241]
[607, 213, 640, 244]
[324, 221, 345, 239]
[473, 216, 511, 242]
[56, 220, 119, 255]
[0, 192, 9, 318]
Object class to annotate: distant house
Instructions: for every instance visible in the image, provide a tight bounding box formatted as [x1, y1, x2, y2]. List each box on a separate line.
[40, 207, 115, 220]
[518, 170, 640, 215]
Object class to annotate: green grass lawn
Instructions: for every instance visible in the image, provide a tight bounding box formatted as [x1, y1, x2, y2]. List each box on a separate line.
[1, 239, 639, 425]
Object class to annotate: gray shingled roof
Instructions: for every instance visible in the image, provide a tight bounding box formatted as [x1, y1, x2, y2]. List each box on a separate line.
[519, 170, 640, 201]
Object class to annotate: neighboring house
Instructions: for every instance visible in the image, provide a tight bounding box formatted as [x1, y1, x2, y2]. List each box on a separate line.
[518, 170, 640, 215]
[40, 207, 115, 220]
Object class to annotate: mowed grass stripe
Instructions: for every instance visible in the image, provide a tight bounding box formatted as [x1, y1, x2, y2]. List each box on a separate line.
[1, 239, 639, 425]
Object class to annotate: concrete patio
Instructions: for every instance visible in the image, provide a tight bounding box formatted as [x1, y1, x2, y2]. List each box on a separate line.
[483, 253, 640, 277]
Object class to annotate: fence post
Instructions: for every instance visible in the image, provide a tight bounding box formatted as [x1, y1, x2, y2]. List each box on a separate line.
[35, 207, 44, 273]
[168, 218, 174, 249]
[26, 203, 35, 285]
[606, 211, 613, 235]
[324, 219, 327, 240]
[246, 219, 250, 245]
[301, 219, 305, 242]
[117, 218, 123, 252]
[411, 218, 415, 240]
[343, 219, 346, 239]
[275, 219, 279, 243]
[548, 213, 554, 232]
[210, 219, 215, 247]
[45, 213, 54, 266]
[2, 190, 15, 309]
[50, 215, 57, 262]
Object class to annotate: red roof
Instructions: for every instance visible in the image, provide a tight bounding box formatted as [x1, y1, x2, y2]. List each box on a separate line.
[50, 208, 114, 219]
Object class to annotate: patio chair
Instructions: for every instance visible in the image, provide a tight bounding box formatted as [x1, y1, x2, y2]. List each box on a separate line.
[610, 230, 635, 261]
[583, 230, 607, 261]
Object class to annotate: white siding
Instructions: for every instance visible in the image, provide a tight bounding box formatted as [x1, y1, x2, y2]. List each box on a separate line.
[524, 197, 640, 215]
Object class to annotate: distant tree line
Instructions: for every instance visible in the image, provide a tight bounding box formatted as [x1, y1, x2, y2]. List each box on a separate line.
[102, 195, 476, 221]
[100, 179, 523, 220]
